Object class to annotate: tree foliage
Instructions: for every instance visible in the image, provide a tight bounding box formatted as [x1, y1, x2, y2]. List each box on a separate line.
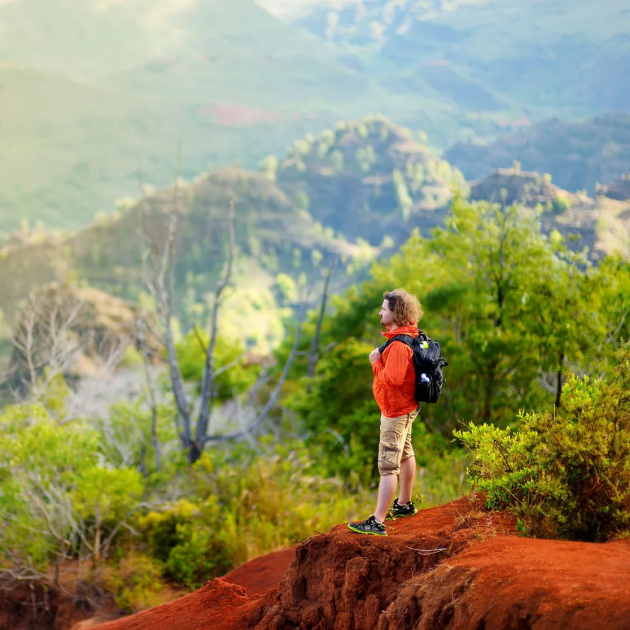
[283, 195, 630, 475]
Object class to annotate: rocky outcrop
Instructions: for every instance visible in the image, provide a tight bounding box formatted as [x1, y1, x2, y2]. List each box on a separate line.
[469, 168, 571, 209]
[469, 168, 630, 260]
[247, 499, 478, 629]
[377, 536, 630, 630]
[601, 173, 630, 201]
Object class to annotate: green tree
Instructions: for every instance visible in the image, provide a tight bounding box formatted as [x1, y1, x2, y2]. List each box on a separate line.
[282, 195, 619, 467]
[0, 404, 143, 586]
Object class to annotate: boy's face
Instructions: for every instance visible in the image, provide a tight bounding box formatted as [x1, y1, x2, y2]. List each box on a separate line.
[379, 299, 394, 327]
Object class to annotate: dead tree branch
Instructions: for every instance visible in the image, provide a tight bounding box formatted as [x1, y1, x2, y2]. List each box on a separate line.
[203, 317, 304, 444]
[308, 256, 338, 377]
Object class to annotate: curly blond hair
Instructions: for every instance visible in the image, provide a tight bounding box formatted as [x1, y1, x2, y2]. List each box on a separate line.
[383, 289, 424, 326]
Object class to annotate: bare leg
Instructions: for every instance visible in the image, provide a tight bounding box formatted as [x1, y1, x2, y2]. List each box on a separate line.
[374, 474, 398, 523]
[398, 455, 416, 504]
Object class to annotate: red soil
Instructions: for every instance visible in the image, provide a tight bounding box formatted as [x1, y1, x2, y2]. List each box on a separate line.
[94, 579, 251, 630]
[222, 547, 296, 596]
[94, 497, 630, 630]
[0, 584, 73, 630]
[202, 103, 318, 126]
[202, 104, 285, 126]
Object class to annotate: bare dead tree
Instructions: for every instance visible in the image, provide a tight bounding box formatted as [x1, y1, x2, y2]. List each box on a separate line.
[9, 290, 85, 401]
[0, 556, 47, 593]
[135, 316, 162, 474]
[5, 472, 89, 591]
[138, 172, 309, 463]
[202, 317, 304, 445]
[307, 255, 338, 377]
[8, 286, 131, 404]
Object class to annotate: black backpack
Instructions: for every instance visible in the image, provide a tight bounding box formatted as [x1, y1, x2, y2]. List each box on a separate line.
[379, 331, 448, 404]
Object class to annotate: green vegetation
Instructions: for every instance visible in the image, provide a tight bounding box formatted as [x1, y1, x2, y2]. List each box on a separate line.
[281, 195, 629, 456]
[0, 115, 466, 334]
[456, 345, 630, 542]
[2, 114, 625, 344]
[0, 392, 466, 609]
[0, 167, 367, 330]
[0, 188, 630, 611]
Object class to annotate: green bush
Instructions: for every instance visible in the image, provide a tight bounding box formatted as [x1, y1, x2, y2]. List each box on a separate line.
[455, 344, 630, 542]
[139, 499, 228, 589]
[190, 439, 374, 567]
[0, 404, 144, 573]
[139, 439, 379, 583]
[100, 551, 164, 613]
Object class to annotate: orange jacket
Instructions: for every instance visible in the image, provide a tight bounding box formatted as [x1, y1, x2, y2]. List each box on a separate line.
[372, 324, 419, 417]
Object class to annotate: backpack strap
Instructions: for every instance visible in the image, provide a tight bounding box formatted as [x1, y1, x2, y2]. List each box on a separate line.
[378, 334, 416, 355]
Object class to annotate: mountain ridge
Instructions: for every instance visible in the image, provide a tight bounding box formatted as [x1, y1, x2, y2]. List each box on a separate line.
[1, 118, 629, 336]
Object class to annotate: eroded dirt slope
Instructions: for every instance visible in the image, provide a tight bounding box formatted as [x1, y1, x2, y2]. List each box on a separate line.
[95, 497, 630, 630]
[222, 547, 296, 596]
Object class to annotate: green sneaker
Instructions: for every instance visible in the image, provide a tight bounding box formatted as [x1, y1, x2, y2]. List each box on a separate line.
[348, 515, 387, 536]
[386, 497, 419, 520]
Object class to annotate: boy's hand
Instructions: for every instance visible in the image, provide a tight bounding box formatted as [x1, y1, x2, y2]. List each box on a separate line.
[369, 348, 382, 364]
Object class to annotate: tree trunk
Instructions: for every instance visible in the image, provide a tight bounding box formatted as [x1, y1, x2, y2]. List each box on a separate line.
[188, 441, 203, 465]
[152, 428, 162, 473]
[308, 257, 337, 377]
[555, 351, 565, 408]
[94, 524, 101, 562]
[482, 358, 498, 421]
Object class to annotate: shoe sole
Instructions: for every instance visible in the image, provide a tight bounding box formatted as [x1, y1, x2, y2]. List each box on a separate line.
[347, 523, 387, 536]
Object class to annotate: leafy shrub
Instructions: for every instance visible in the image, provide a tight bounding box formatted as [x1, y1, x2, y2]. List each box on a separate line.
[139, 439, 379, 582]
[455, 345, 630, 542]
[139, 500, 198, 563]
[0, 405, 144, 575]
[139, 499, 228, 589]
[552, 191, 573, 213]
[100, 551, 164, 613]
[163, 521, 228, 590]
[190, 439, 374, 568]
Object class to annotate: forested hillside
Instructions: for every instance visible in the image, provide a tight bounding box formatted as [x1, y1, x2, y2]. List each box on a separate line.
[271, 117, 464, 244]
[0, 0, 386, 233]
[2, 117, 628, 332]
[4, 0, 630, 234]
[290, 0, 630, 113]
[0, 166, 372, 338]
[447, 113, 630, 193]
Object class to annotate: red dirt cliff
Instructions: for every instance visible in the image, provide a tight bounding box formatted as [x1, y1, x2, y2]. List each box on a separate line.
[222, 547, 296, 596]
[95, 497, 630, 630]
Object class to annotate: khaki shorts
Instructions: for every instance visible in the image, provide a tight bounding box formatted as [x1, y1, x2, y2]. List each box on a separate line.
[378, 406, 420, 476]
